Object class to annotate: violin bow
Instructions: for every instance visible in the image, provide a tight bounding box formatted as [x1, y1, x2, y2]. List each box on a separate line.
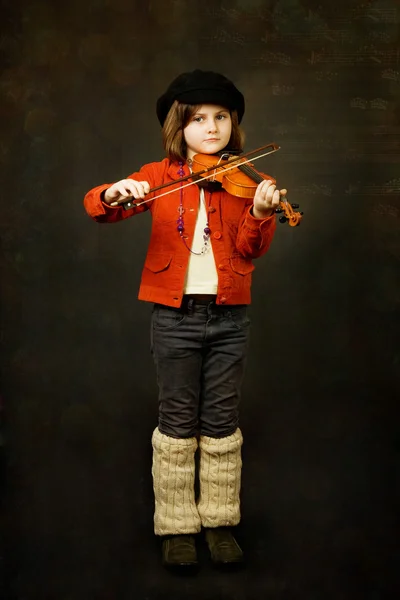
[111, 143, 280, 209]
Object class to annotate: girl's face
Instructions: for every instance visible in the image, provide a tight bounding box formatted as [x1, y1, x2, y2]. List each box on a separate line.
[183, 104, 232, 160]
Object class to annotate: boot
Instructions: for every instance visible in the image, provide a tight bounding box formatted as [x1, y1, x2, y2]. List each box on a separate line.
[204, 527, 244, 565]
[152, 428, 201, 566]
[161, 535, 198, 569]
[197, 429, 244, 564]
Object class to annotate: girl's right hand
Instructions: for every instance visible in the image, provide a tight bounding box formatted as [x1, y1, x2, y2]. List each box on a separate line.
[103, 179, 151, 204]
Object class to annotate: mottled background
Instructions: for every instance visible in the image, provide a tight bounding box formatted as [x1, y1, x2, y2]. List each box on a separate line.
[0, 0, 399, 598]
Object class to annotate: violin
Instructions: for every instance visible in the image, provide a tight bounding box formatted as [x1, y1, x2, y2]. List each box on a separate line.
[115, 143, 303, 226]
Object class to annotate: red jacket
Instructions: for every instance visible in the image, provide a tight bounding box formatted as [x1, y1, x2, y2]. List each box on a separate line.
[83, 158, 276, 308]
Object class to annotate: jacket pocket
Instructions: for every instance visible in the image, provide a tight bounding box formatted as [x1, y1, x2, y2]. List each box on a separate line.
[144, 253, 172, 273]
[229, 255, 255, 275]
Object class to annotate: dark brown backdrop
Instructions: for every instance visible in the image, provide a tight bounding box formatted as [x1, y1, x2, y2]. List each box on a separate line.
[1, 0, 399, 598]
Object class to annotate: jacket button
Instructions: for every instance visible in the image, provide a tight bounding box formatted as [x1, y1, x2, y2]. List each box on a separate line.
[209, 207, 216, 213]
[218, 264, 226, 271]
[220, 296, 227, 303]
[213, 231, 222, 239]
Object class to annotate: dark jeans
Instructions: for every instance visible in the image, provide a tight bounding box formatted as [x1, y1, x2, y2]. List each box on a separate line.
[150, 298, 250, 439]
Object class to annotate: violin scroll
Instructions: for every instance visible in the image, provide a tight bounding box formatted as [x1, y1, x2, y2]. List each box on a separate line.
[276, 198, 303, 226]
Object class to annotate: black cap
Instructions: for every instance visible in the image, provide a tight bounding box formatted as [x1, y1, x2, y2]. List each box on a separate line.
[156, 69, 245, 126]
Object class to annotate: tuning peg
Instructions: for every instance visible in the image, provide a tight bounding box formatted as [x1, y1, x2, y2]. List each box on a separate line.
[279, 216, 287, 224]
[291, 203, 299, 209]
[275, 207, 284, 213]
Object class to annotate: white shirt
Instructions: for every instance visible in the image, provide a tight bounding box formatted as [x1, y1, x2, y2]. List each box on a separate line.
[183, 187, 218, 294]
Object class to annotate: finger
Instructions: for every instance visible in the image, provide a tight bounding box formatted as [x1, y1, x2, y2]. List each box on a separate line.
[119, 181, 145, 199]
[133, 183, 147, 199]
[256, 180, 272, 194]
[265, 184, 277, 200]
[272, 189, 281, 206]
[116, 181, 138, 196]
[279, 188, 287, 196]
[132, 181, 149, 199]
[264, 179, 274, 189]
[139, 181, 151, 194]
[115, 186, 133, 198]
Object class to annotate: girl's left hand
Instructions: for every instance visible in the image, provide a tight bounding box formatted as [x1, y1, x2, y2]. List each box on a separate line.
[253, 180, 287, 219]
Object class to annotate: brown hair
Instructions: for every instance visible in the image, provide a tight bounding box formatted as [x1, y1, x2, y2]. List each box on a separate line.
[162, 100, 245, 163]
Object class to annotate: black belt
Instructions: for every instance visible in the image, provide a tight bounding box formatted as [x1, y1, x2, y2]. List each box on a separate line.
[181, 294, 217, 308]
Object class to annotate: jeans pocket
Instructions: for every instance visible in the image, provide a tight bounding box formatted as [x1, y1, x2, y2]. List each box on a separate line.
[152, 304, 186, 330]
[226, 306, 251, 330]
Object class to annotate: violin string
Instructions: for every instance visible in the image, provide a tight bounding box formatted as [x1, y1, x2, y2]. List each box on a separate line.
[238, 162, 265, 184]
[113, 146, 280, 208]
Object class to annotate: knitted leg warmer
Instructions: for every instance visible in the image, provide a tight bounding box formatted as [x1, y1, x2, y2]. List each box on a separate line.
[197, 428, 243, 528]
[151, 427, 201, 536]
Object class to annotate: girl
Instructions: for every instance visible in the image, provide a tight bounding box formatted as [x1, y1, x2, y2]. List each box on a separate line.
[84, 69, 286, 569]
